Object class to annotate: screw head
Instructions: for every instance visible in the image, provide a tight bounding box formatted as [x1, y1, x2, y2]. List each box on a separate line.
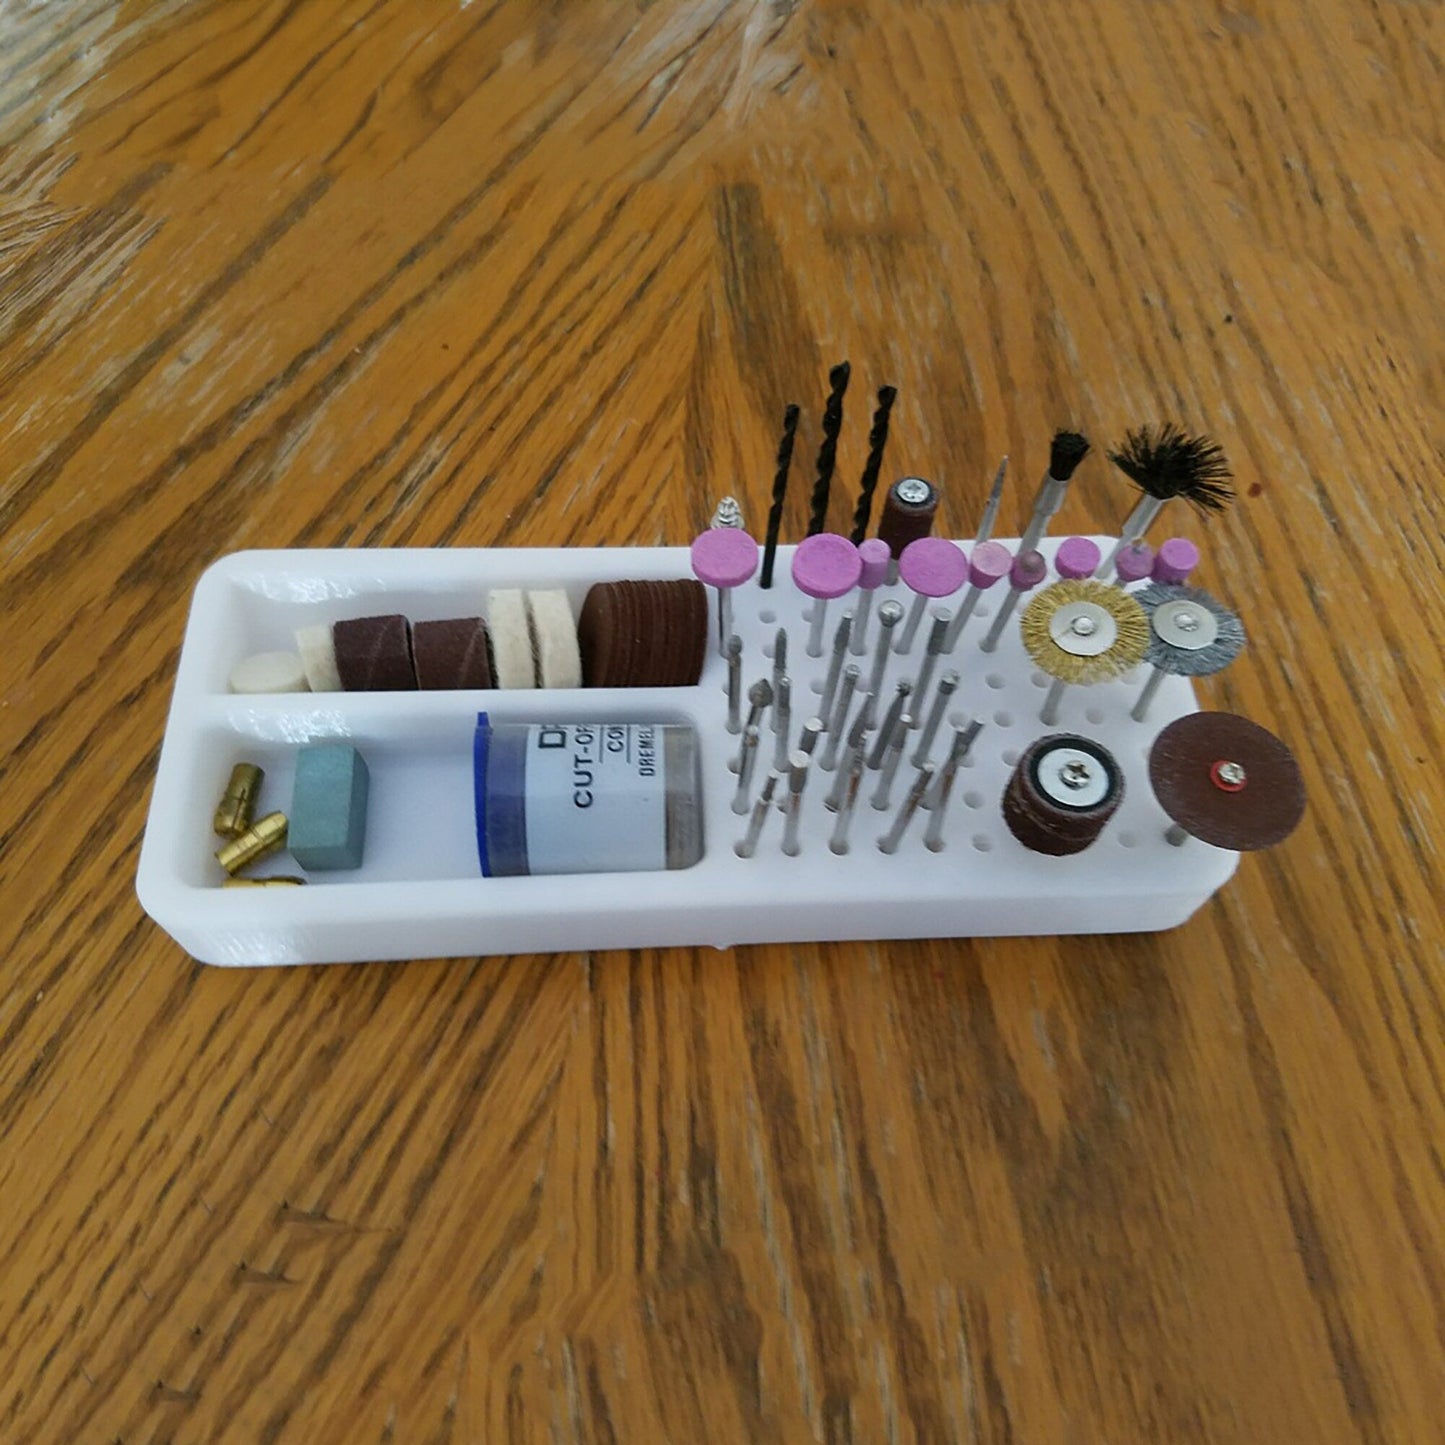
[1211, 759, 1248, 791]
[894, 477, 932, 505]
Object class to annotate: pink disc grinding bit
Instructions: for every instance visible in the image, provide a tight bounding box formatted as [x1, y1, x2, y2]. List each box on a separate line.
[1054, 535, 1101, 580]
[894, 537, 968, 654]
[850, 537, 892, 655]
[792, 533, 862, 657]
[1152, 537, 1200, 586]
[691, 527, 759, 657]
[942, 540, 1012, 650]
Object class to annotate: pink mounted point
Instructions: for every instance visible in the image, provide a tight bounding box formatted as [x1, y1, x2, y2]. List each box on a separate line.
[941, 540, 1012, 650]
[1010, 549, 1048, 591]
[1115, 540, 1155, 585]
[1152, 537, 1200, 585]
[895, 537, 968, 654]
[691, 526, 759, 656]
[850, 537, 894, 655]
[1054, 535, 1101, 580]
[792, 533, 862, 656]
[857, 538, 891, 590]
[978, 549, 1048, 655]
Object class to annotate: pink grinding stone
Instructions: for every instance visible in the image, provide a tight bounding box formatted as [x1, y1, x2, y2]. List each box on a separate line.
[968, 541, 1012, 589]
[1152, 537, 1200, 585]
[1010, 549, 1048, 590]
[1115, 541, 1156, 583]
[1054, 536, 1101, 580]
[898, 537, 968, 598]
[791, 533, 862, 599]
[857, 537, 891, 590]
[690, 527, 759, 588]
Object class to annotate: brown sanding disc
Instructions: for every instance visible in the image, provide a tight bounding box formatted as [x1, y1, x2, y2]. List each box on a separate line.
[579, 579, 707, 687]
[413, 617, 492, 690]
[333, 614, 417, 691]
[1149, 711, 1305, 850]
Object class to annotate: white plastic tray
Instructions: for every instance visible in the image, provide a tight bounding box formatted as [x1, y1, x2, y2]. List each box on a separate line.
[136, 543, 1237, 965]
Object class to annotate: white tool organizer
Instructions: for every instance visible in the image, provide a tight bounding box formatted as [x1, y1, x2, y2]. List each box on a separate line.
[136, 541, 1237, 966]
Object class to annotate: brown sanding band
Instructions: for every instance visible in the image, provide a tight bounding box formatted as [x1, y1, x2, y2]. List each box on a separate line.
[412, 618, 492, 690]
[333, 614, 417, 691]
[1148, 711, 1305, 850]
[877, 482, 939, 557]
[1002, 735, 1123, 856]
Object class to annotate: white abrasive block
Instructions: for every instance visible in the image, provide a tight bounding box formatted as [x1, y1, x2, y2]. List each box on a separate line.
[295, 623, 343, 692]
[486, 588, 536, 689]
[526, 588, 582, 689]
[229, 651, 310, 694]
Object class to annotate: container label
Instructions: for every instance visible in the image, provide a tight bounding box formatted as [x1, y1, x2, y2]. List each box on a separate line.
[523, 724, 667, 874]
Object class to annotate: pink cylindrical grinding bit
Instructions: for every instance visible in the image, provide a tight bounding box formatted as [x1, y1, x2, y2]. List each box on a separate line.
[850, 537, 892, 655]
[894, 537, 968, 655]
[1114, 540, 1156, 585]
[792, 533, 862, 657]
[1151, 536, 1200, 586]
[942, 540, 1012, 650]
[691, 527, 759, 657]
[1054, 535, 1101, 580]
[978, 549, 1048, 653]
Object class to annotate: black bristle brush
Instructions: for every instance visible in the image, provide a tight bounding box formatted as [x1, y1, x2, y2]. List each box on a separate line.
[1017, 430, 1090, 555]
[759, 403, 801, 589]
[848, 385, 898, 544]
[1096, 424, 1234, 578]
[806, 361, 851, 536]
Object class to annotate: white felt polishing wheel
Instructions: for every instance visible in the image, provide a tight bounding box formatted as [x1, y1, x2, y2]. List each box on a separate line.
[294, 623, 343, 692]
[526, 588, 582, 689]
[487, 589, 536, 689]
[229, 651, 310, 694]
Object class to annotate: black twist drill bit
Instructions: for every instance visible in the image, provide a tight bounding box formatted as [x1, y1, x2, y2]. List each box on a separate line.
[849, 385, 897, 544]
[806, 361, 851, 536]
[759, 403, 801, 590]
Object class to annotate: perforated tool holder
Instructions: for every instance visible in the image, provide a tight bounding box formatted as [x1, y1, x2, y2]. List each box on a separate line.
[137, 542, 1237, 965]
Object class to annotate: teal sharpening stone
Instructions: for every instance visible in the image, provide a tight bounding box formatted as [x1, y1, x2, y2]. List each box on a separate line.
[289, 744, 369, 871]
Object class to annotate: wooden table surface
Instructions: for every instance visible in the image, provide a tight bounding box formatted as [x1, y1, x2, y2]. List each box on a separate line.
[3, 2, 1442, 1441]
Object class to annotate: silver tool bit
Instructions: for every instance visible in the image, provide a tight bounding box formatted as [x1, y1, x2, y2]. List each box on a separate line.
[773, 675, 792, 770]
[732, 725, 761, 814]
[850, 587, 874, 655]
[974, 456, 1008, 547]
[711, 495, 744, 529]
[781, 752, 810, 856]
[924, 717, 983, 811]
[867, 601, 905, 719]
[825, 703, 872, 810]
[818, 611, 853, 724]
[912, 669, 959, 767]
[725, 634, 743, 734]
[797, 717, 823, 758]
[868, 681, 912, 769]
[828, 750, 866, 853]
[735, 770, 780, 857]
[820, 669, 861, 771]
[871, 714, 912, 809]
[979, 585, 1024, 654]
[910, 612, 951, 722]
[771, 627, 788, 717]
[880, 763, 934, 853]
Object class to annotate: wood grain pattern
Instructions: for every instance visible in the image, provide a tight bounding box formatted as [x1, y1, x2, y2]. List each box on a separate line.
[2, 1, 1442, 1439]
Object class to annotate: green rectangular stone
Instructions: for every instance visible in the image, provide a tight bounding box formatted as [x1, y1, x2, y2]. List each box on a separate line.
[289, 743, 369, 871]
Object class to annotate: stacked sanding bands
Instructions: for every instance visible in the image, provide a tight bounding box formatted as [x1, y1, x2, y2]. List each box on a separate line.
[578, 579, 707, 687]
[333, 614, 418, 691]
[1002, 734, 1123, 856]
